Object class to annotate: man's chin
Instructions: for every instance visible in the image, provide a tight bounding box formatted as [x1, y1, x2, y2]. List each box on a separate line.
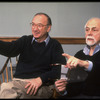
[86, 40, 96, 46]
[33, 36, 39, 39]
[86, 43, 96, 47]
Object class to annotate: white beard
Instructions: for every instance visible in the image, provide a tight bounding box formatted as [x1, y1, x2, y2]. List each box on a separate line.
[86, 36, 97, 46]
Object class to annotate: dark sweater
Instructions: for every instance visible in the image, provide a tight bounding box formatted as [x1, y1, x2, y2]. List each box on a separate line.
[66, 49, 100, 96]
[0, 35, 66, 84]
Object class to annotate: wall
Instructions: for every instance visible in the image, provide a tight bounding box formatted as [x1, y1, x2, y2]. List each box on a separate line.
[0, 2, 100, 37]
[0, 2, 100, 69]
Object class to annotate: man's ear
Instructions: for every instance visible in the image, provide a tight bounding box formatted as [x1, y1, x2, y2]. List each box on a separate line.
[47, 25, 51, 32]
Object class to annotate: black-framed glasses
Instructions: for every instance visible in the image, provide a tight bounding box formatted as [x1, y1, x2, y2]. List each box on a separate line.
[30, 22, 49, 29]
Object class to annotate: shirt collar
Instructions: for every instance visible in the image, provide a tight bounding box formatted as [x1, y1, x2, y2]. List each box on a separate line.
[83, 43, 100, 55]
[31, 35, 50, 46]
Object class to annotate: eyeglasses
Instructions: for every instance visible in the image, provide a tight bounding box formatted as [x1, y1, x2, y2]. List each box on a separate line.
[30, 22, 49, 29]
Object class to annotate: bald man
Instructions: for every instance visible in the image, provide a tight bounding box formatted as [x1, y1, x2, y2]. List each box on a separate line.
[55, 18, 100, 99]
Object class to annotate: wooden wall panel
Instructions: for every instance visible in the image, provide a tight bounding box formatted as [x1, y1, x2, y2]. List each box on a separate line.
[0, 37, 85, 44]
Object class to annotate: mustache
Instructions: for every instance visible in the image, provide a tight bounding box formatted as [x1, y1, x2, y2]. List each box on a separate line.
[86, 36, 95, 40]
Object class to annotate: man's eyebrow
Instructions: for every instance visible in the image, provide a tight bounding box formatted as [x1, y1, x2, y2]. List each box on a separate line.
[85, 27, 97, 29]
[92, 27, 97, 29]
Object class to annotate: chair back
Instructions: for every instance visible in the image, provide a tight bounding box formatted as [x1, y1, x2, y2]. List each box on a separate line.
[0, 56, 18, 85]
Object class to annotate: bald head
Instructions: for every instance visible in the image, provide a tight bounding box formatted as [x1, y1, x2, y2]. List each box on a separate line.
[85, 17, 100, 28]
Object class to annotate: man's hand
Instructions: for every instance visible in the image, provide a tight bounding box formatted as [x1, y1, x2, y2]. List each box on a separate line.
[62, 53, 89, 69]
[55, 79, 67, 93]
[25, 77, 42, 95]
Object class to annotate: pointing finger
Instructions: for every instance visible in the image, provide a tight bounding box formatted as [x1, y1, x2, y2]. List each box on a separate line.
[62, 53, 71, 59]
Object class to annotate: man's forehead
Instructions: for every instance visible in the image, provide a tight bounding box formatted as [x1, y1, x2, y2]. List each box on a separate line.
[32, 15, 48, 23]
[33, 15, 47, 20]
[86, 22, 100, 29]
[86, 18, 100, 28]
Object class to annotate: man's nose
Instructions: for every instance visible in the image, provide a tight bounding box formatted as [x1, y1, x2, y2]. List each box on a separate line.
[87, 30, 93, 35]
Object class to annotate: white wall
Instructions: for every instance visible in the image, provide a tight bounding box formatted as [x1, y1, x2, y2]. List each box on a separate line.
[0, 2, 100, 37]
[0, 2, 100, 69]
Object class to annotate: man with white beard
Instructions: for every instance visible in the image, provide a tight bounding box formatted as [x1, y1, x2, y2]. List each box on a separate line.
[55, 18, 100, 99]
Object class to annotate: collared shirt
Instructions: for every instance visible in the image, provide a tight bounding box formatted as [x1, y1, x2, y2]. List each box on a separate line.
[31, 35, 50, 46]
[83, 43, 100, 71]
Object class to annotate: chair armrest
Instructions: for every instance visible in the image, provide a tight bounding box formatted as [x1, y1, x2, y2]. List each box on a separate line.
[0, 57, 10, 74]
